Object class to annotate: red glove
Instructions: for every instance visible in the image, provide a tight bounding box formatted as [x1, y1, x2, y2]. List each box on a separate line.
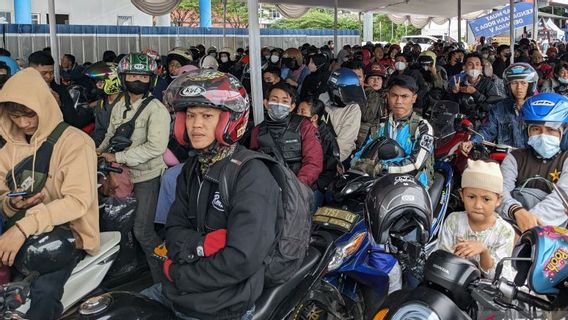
[203, 229, 227, 257]
[163, 258, 174, 282]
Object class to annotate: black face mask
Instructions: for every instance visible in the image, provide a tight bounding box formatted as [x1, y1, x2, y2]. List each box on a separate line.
[0, 74, 9, 88]
[125, 80, 149, 95]
[90, 87, 106, 100]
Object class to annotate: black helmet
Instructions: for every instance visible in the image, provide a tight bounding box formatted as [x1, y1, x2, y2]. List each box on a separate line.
[359, 137, 405, 162]
[365, 174, 433, 245]
[14, 226, 82, 276]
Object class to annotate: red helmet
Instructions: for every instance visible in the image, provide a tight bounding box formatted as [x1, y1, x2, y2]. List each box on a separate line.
[164, 69, 250, 146]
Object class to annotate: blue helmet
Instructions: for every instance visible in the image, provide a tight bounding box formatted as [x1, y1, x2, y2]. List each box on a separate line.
[327, 67, 366, 107]
[522, 93, 568, 129]
[503, 63, 538, 98]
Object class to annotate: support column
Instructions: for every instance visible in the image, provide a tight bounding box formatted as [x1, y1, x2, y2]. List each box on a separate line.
[334, 0, 338, 56]
[457, 0, 462, 43]
[14, 0, 32, 24]
[532, 0, 538, 40]
[48, 0, 60, 84]
[363, 12, 374, 43]
[200, 0, 212, 27]
[510, 0, 515, 64]
[247, 0, 263, 125]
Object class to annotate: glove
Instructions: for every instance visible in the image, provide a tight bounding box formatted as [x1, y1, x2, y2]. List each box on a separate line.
[202, 229, 227, 257]
[163, 258, 174, 282]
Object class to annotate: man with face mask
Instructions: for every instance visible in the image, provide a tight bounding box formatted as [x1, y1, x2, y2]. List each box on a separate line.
[268, 48, 282, 68]
[280, 48, 310, 94]
[217, 47, 235, 74]
[449, 53, 500, 120]
[542, 61, 568, 96]
[97, 53, 170, 282]
[493, 44, 512, 79]
[249, 82, 323, 187]
[500, 93, 568, 233]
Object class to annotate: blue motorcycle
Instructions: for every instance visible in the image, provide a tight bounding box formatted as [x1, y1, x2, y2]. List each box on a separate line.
[292, 158, 454, 319]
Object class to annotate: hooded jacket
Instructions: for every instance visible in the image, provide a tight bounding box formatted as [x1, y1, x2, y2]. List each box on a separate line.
[0, 68, 99, 254]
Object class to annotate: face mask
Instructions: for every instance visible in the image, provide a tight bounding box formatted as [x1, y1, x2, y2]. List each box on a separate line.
[558, 77, 568, 84]
[467, 69, 482, 78]
[482, 53, 489, 59]
[270, 55, 280, 63]
[220, 56, 229, 63]
[264, 55, 270, 60]
[394, 61, 406, 71]
[267, 102, 291, 121]
[422, 65, 430, 71]
[528, 134, 561, 159]
[286, 60, 298, 70]
[125, 80, 149, 95]
[209, 52, 217, 58]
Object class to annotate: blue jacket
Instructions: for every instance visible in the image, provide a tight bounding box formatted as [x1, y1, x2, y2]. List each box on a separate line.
[471, 98, 568, 150]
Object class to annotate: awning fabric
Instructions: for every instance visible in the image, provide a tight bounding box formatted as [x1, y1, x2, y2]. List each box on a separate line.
[131, 0, 181, 16]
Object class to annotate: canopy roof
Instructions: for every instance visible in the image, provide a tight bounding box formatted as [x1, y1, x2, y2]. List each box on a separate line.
[261, 0, 509, 18]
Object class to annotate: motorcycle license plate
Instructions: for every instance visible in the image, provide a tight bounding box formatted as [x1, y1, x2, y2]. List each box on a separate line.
[313, 207, 358, 232]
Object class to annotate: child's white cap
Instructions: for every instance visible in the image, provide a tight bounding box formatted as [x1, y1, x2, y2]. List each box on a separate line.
[461, 159, 503, 194]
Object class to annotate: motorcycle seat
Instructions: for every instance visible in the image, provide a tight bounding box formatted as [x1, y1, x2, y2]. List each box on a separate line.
[72, 231, 121, 275]
[252, 246, 321, 320]
[429, 171, 445, 220]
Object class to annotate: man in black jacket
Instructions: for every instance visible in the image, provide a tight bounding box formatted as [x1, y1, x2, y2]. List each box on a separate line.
[28, 51, 93, 129]
[141, 70, 278, 320]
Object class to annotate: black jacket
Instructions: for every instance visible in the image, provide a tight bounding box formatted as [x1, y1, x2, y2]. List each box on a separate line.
[50, 81, 93, 129]
[300, 67, 330, 99]
[164, 145, 279, 319]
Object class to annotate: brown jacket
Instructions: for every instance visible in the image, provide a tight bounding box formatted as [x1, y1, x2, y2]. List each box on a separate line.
[0, 68, 100, 254]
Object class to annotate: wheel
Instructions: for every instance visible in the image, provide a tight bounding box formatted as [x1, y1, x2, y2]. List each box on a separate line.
[290, 297, 364, 320]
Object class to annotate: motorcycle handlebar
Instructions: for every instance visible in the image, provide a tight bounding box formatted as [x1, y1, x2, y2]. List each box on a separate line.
[515, 289, 552, 311]
[105, 166, 123, 174]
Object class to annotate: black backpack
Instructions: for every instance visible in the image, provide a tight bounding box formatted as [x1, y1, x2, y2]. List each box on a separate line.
[219, 148, 313, 287]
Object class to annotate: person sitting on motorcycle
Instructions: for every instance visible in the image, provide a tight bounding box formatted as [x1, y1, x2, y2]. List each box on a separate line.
[297, 96, 340, 207]
[461, 63, 539, 154]
[351, 75, 435, 188]
[97, 53, 170, 282]
[448, 52, 500, 119]
[248, 82, 323, 187]
[438, 159, 515, 279]
[0, 68, 99, 320]
[500, 93, 568, 233]
[357, 69, 387, 148]
[83, 62, 124, 147]
[321, 67, 364, 166]
[142, 70, 279, 320]
[540, 61, 568, 96]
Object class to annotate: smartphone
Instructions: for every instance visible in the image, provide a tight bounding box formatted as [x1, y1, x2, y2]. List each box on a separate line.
[7, 191, 30, 198]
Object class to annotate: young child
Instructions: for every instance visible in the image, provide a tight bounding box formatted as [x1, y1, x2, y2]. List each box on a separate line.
[438, 159, 515, 279]
[297, 96, 340, 207]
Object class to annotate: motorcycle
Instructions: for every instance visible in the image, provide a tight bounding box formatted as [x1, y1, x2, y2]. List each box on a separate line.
[375, 226, 568, 320]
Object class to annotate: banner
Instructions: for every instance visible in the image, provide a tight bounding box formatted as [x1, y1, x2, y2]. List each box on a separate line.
[469, 3, 534, 38]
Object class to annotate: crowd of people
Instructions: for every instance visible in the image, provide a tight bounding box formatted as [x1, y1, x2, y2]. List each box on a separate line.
[0, 34, 567, 319]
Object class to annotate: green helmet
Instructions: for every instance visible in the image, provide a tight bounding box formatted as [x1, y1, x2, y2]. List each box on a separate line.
[118, 53, 158, 92]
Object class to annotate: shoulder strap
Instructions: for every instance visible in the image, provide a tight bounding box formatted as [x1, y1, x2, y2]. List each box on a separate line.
[46, 122, 69, 145]
[219, 148, 275, 212]
[127, 96, 155, 126]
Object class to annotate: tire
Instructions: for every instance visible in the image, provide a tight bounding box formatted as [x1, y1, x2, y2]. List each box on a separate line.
[290, 296, 364, 320]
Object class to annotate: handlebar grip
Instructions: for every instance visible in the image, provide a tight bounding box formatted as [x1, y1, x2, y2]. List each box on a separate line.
[106, 166, 123, 174]
[515, 289, 551, 311]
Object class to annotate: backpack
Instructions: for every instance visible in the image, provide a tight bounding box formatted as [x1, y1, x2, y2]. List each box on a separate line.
[219, 147, 313, 287]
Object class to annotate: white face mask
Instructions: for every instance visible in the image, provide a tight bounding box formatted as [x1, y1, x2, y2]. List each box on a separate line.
[270, 55, 280, 63]
[220, 56, 229, 63]
[467, 69, 482, 78]
[395, 61, 407, 71]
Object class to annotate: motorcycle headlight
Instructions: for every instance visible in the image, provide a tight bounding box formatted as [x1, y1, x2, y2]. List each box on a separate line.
[327, 232, 366, 271]
[388, 303, 441, 320]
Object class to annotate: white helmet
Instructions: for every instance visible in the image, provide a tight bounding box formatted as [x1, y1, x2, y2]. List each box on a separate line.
[200, 55, 219, 70]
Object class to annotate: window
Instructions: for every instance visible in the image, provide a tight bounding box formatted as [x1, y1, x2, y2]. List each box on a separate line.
[270, 9, 281, 19]
[0, 12, 11, 24]
[46, 14, 69, 24]
[31, 13, 40, 24]
[117, 16, 133, 26]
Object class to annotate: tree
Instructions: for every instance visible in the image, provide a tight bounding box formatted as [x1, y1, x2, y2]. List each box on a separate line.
[270, 9, 360, 30]
[173, 0, 249, 28]
[373, 14, 420, 43]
